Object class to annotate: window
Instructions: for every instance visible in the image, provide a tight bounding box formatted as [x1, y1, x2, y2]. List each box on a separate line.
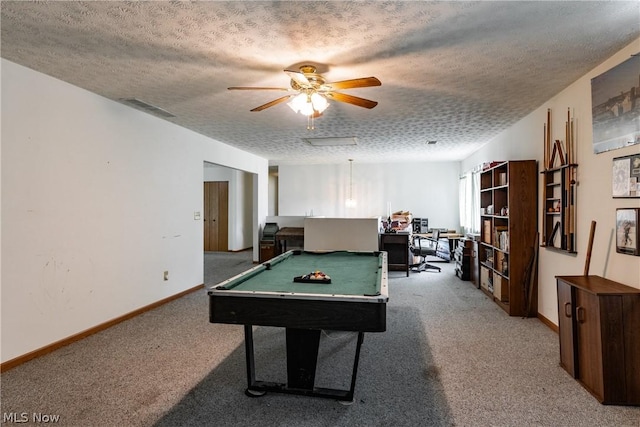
[459, 168, 480, 234]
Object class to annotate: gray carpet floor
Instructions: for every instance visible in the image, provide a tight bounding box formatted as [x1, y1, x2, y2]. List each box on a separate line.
[1, 251, 639, 426]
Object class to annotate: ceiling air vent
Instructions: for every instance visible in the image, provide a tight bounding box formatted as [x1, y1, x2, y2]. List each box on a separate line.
[303, 137, 358, 147]
[119, 98, 176, 118]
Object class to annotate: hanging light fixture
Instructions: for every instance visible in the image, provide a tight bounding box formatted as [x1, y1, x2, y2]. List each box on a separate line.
[345, 159, 357, 208]
[287, 91, 329, 130]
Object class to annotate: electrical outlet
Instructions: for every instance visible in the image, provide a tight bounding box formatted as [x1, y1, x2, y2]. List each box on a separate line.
[163, 271, 169, 281]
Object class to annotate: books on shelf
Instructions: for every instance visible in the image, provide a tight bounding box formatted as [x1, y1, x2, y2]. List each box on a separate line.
[494, 226, 509, 251]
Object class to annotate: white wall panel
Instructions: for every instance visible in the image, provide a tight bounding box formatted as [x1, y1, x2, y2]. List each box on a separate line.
[0, 60, 268, 363]
[278, 162, 461, 232]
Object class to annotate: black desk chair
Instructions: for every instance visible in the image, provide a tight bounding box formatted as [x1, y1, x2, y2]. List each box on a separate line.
[410, 230, 442, 273]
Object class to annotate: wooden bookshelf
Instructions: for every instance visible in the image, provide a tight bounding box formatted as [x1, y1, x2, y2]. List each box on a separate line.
[479, 160, 538, 316]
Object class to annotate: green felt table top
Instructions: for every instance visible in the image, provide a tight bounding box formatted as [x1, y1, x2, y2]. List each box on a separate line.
[218, 251, 384, 297]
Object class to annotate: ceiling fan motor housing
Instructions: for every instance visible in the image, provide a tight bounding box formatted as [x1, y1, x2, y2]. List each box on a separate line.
[290, 65, 325, 91]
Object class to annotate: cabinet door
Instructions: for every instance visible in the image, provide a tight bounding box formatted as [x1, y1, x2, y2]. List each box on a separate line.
[575, 289, 604, 400]
[557, 280, 576, 377]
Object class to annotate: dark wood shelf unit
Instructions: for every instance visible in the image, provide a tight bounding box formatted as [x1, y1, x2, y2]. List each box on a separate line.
[479, 160, 538, 316]
[556, 275, 640, 405]
[454, 238, 473, 281]
[541, 163, 578, 253]
[468, 234, 480, 288]
[379, 233, 410, 277]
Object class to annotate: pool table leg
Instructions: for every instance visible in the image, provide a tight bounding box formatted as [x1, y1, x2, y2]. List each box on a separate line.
[242, 325, 366, 402]
[347, 331, 365, 400]
[285, 328, 321, 390]
[243, 325, 266, 397]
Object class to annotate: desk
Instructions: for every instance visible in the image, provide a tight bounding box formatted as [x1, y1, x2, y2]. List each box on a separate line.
[275, 227, 304, 252]
[209, 250, 388, 402]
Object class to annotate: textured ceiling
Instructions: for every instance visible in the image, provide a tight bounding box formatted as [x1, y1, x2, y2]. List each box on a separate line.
[1, 1, 639, 165]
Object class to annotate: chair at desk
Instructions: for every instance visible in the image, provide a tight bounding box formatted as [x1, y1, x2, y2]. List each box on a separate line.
[410, 230, 442, 273]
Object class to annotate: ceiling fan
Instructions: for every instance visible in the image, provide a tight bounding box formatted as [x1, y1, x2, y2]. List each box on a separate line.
[228, 65, 381, 118]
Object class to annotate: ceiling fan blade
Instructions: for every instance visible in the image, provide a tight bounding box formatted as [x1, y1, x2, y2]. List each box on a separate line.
[250, 95, 293, 112]
[326, 92, 378, 109]
[284, 69, 310, 87]
[228, 86, 290, 91]
[324, 77, 381, 90]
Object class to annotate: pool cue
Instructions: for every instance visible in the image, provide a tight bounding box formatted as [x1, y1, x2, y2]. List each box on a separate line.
[526, 232, 539, 318]
[584, 221, 596, 276]
[570, 117, 575, 164]
[566, 108, 571, 165]
[543, 123, 547, 169]
[546, 109, 552, 168]
[567, 166, 573, 251]
[568, 163, 575, 252]
[542, 123, 548, 244]
[564, 165, 569, 248]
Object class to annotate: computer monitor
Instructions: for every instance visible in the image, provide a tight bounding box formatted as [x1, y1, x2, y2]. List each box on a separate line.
[412, 218, 429, 233]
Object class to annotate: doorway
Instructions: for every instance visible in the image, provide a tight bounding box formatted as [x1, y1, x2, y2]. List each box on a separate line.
[203, 181, 229, 251]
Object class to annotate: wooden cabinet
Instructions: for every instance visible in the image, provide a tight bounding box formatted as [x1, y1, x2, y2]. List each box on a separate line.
[466, 234, 480, 288]
[479, 161, 538, 316]
[259, 241, 277, 263]
[379, 233, 409, 276]
[454, 238, 472, 281]
[556, 276, 640, 405]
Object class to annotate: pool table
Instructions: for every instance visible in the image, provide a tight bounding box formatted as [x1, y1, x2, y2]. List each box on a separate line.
[208, 250, 388, 402]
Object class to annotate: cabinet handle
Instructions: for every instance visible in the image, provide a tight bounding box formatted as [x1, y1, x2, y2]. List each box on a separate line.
[564, 302, 572, 318]
[576, 306, 585, 323]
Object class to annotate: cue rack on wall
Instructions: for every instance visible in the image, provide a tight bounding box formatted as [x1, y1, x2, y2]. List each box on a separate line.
[540, 108, 578, 253]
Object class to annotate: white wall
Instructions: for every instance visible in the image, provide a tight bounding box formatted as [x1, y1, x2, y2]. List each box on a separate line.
[462, 38, 640, 325]
[234, 169, 254, 250]
[1, 59, 268, 363]
[268, 170, 278, 216]
[278, 162, 461, 231]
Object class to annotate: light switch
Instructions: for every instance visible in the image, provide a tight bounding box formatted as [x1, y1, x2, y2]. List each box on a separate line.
[194, 211, 201, 220]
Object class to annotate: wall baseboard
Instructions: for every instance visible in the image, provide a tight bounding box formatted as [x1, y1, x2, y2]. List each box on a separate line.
[227, 247, 253, 253]
[537, 312, 558, 333]
[0, 284, 204, 373]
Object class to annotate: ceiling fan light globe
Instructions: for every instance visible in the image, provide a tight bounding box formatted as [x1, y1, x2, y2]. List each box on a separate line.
[288, 93, 308, 113]
[311, 93, 329, 113]
[299, 101, 315, 116]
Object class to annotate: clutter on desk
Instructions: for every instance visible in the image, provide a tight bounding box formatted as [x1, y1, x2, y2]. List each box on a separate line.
[382, 210, 412, 233]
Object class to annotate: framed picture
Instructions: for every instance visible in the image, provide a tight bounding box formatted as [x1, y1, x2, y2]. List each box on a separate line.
[591, 55, 640, 154]
[612, 154, 640, 198]
[616, 208, 639, 256]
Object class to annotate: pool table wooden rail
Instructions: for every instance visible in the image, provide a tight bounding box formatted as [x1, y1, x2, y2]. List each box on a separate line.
[210, 295, 387, 332]
[208, 250, 388, 331]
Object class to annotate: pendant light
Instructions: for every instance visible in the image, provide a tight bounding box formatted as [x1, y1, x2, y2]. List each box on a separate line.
[345, 159, 357, 208]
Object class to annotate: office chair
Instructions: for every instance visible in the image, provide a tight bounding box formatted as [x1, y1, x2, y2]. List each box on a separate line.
[410, 229, 442, 273]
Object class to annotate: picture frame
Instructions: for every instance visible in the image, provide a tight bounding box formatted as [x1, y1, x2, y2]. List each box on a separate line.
[616, 208, 639, 256]
[612, 154, 640, 198]
[591, 55, 640, 154]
